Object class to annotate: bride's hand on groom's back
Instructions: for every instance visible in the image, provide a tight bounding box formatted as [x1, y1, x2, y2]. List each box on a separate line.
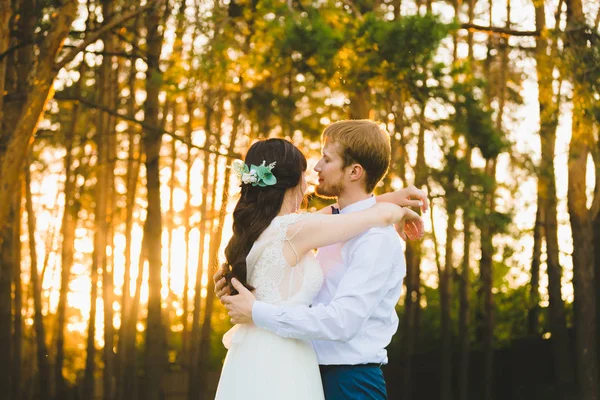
[395, 207, 425, 241]
[214, 263, 231, 303]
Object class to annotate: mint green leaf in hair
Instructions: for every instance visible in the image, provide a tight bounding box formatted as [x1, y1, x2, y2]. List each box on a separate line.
[259, 171, 277, 186]
[251, 161, 277, 187]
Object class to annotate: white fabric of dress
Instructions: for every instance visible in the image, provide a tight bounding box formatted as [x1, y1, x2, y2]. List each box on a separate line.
[215, 213, 325, 400]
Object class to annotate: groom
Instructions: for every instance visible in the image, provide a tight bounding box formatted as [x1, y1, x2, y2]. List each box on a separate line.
[215, 119, 427, 399]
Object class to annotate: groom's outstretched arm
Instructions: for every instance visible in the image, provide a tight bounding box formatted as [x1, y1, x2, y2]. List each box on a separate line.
[252, 231, 404, 342]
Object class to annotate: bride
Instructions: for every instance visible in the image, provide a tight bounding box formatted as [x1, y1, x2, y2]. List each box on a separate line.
[214, 138, 421, 399]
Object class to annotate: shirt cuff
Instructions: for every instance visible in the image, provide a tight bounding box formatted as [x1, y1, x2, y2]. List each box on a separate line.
[252, 301, 280, 333]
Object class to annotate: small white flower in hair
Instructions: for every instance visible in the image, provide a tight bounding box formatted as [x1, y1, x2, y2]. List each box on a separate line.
[241, 170, 258, 184]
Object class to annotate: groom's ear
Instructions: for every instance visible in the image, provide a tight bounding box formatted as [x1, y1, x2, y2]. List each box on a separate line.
[348, 163, 365, 183]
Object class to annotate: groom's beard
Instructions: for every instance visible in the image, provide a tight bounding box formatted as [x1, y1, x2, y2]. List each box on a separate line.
[315, 181, 344, 198]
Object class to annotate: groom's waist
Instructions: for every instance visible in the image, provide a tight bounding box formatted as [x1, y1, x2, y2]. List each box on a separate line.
[319, 363, 383, 371]
[312, 342, 388, 366]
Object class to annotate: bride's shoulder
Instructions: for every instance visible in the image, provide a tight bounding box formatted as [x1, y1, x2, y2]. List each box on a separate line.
[275, 212, 309, 224]
[271, 213, 312, 239]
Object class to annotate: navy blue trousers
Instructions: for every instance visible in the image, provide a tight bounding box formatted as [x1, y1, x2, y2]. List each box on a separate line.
[319, 364, 388, 400]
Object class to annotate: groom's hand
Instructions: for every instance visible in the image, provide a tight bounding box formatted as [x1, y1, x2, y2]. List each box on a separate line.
[222, 278, 255, 324]
[214, 263, 231, 304]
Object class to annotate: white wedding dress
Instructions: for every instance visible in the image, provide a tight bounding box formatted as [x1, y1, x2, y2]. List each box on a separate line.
[215, 213, 325, 399]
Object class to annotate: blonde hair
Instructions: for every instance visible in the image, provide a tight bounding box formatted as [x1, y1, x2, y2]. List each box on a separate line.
[322, 120, 391, 193]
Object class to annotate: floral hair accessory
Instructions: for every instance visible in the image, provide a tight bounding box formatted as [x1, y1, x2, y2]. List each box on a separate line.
[231, 160, 277, 187]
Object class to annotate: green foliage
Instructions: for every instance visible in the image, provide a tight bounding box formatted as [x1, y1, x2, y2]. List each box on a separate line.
[356, 13, 453, 85]
[452, 86, 507, 160]
[492, 284, 530, 346]
[280, 11, 345, 79]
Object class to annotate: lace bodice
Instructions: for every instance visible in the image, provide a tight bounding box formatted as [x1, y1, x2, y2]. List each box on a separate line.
[246, 213, 323, 306]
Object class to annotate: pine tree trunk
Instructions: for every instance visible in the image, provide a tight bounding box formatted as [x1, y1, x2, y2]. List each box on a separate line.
[478, 12, 509, 397]
[478, 188, 495, 400]
[595, 210, 600, 369]
[83, 244, 100, 399]
[595, 209, 600, 369]
[54, 60, 85, 400]
[565, 0, 600, 398]
[0, 187, 18, 400]
[568, 116, 600, 399]
[534, 2, 575, 394]
[182, 98, 194, 363]
[528, 201, 542, 335]
[12, 186, 22, 400]
[0, 1, 11, 126]
[567, 94, 600, 398]
[100, 3, 119, 398]
[459, 0, 475, 393]
[441, 207, 455, 400]
[167, 106, 177, 303]
[195, 172, 220, 400]
[188, 102, 215, 400]
[459, 208, 471, 400]
[122, 235, 147, 400]
[116, 133, 142, 400]
[83, 117, 107, 400]
[402, 103, 426, 400]
[143, 1, 167, 399]
[116, 15, 142, 397]
[189, 149, 215, 400]
[25, 165, 51, 400]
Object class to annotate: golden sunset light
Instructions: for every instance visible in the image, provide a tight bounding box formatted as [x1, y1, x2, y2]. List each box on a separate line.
[1, 0, 599, 399]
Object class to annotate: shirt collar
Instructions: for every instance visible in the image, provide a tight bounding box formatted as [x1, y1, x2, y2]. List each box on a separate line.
[340, 195, 376, 214]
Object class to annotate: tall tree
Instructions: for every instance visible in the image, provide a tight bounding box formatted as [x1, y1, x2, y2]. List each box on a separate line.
[0, 189, 17, 400]
[116, 12, 143, 400]
[459, 174, 472, 400]
[0, 1, 11, 126]
[54, 61, 86, 400]
[25, 164, 51, 400]
[100, 2, 119, 392]
[167, 113, 178, 302]
[564, 0, 600, 398]
[475, 3, 513, 397]
[83, 205, 100, 400]
[402, 106, 426, 400]
[12, 183, 22, 400]
[528, 199, 542, 335]
[189, 101, 215, 400]
[142, 0, 168, 399]
[458, 3, 476, 397]
[188, 148, 216, 400]
[182, 97, 195, 362]
[533, 0, 574, 397]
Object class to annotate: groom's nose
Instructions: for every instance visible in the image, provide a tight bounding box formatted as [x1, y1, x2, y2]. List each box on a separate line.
[314, 159, 322, 172]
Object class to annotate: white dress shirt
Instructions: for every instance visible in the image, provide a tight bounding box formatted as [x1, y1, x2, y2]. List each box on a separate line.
[253, 196, 406, 365]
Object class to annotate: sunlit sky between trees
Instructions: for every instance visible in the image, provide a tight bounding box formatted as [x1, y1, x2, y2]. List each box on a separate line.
[26, 0, 598, 349]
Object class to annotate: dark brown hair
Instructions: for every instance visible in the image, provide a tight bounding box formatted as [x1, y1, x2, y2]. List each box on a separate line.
[322, 120, 391, 193]
[224, 138, 307, 292]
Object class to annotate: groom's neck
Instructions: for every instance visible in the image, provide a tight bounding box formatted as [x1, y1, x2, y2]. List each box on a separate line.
[337, 189, 372, 210]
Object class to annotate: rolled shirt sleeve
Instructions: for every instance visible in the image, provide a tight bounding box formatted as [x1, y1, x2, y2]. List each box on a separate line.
[252, 231, 399, 342]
